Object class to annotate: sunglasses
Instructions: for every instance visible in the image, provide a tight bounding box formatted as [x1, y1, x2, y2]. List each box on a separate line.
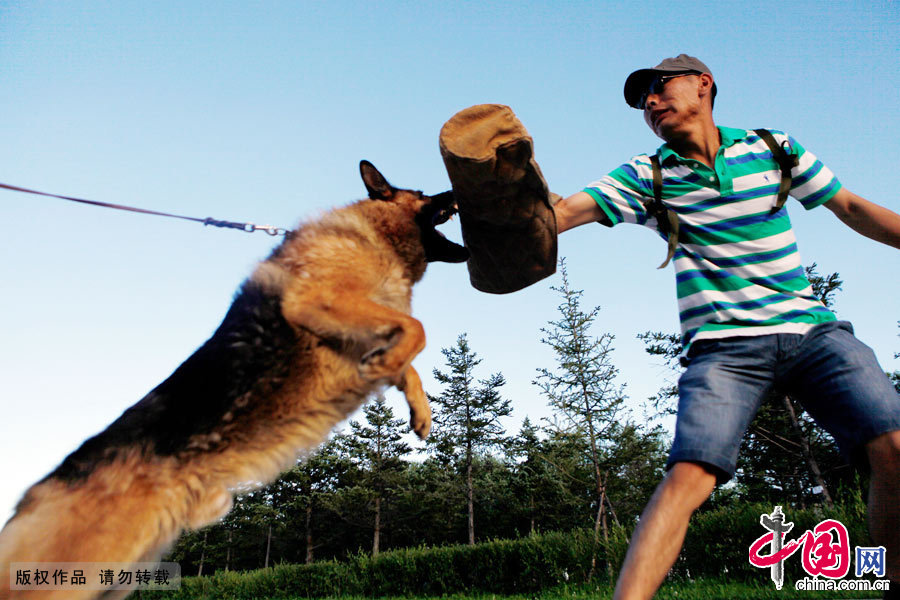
[633, 71, 701, 109]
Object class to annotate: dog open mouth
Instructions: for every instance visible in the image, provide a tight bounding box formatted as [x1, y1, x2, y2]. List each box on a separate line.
[422, 191, 469, 263]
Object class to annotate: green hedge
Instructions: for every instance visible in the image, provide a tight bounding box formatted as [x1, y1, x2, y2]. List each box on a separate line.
[138, 502, 869, 599]
[138, 529, 598, 599]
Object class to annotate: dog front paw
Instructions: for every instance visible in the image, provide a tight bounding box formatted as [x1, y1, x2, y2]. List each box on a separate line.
[410, 409, 431, 440]
[401, 374, 431, 440]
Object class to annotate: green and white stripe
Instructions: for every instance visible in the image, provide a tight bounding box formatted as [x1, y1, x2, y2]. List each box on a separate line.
[584, 127, 841, 351]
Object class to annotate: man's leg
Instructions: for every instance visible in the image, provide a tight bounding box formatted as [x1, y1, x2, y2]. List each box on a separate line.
[779, 322, 900, 597]
[866, 430, 900, 586]
[616, 336, 777, 599]
[613, 461, 717, 600]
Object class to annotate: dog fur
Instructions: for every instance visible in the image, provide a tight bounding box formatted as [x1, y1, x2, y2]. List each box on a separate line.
[0, 161, 468, 599]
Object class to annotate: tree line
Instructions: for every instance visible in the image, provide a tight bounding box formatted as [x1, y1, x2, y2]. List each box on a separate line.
[165, 262, 895, 575]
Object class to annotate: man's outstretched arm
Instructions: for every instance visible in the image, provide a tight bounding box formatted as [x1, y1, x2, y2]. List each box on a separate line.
[555, 191, 609, 233]
[825, 188, 900, 250]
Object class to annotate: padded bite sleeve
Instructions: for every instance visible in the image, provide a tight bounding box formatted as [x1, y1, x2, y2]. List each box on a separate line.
[439, 104, 558, 294]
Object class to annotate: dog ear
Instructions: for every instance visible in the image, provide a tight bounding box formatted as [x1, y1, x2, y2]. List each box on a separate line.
[360, 160, 395, 201]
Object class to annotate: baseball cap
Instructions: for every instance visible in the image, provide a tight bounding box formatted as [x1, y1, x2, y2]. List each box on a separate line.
[623, 54, 717, 109]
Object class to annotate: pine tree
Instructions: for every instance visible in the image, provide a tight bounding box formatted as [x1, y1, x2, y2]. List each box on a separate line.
[534, 260, 627, 578]
[346, 395, 412, 555]
[269, 436, 349, 563]
[509, 418, 550, 535]
[428, 333, 511, 545]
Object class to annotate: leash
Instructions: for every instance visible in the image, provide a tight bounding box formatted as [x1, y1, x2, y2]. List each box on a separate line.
[0, 181, 290, 236]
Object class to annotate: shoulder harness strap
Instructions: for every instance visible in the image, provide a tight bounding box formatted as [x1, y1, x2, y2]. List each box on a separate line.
[648, 154, 679, 269]
[754, 128, 799, 215]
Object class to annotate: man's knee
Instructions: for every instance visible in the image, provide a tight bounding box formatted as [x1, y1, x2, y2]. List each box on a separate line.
[867, 430, 900, 476]
[658, 461, 717, 512]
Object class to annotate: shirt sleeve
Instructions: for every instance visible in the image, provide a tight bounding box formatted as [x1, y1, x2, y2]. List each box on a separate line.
[771, 130, 842, 210]
[582, 156, 657, 228]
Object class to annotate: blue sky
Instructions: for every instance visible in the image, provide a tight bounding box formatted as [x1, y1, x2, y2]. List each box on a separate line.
[1, 1, 898, 522]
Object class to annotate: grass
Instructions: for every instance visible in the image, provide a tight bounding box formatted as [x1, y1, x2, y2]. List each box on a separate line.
[165, 579, 883, 600]
[522, 580, 878, 600]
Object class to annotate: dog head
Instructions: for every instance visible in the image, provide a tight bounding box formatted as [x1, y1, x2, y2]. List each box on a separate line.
[359, 160, 469, 264]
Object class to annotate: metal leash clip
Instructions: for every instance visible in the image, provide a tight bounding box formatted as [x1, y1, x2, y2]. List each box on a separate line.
[203, 218, 289, 236]
[247, 224, 289, 236]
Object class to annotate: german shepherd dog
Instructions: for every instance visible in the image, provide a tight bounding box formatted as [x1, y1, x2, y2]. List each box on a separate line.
[0, 161, 468, 599]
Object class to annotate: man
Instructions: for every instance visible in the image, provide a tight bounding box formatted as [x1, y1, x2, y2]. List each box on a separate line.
[553, 54, 900, 600]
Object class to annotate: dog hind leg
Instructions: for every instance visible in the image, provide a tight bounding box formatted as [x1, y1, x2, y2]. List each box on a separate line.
[0, 471, 183, 600]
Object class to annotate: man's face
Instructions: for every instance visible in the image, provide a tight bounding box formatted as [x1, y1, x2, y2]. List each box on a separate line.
[641, 73, 711, 140]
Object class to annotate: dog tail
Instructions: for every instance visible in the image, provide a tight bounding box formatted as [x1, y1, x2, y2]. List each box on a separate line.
[0, 448, 232, 600]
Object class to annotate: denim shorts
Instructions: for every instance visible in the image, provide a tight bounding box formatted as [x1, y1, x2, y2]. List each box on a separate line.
[669, 321, 900, 483]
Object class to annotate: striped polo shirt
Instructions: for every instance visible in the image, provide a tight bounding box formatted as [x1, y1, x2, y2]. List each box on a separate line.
[583, 126, 842, 352]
